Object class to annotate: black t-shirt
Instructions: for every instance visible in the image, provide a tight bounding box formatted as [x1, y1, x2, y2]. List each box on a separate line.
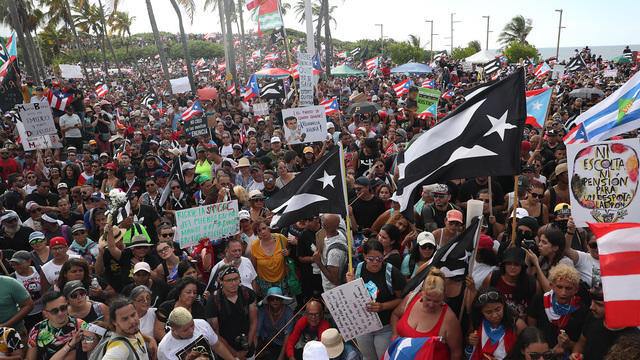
[0, 225, 34, 254]
[131, 204, 161, 244]
[262, 187, 279, 201]
[351, 196, 386, 230]
[581, 313, 639, 360]
[421, 202, 461, 231]
[157, 299, 207, 323]
[527, 294, 588, 347]
[118, 248, 161, 287]
[60, 211, 83, 227]
[205, 286, 256, 350]
[121, 278, 170, 308]
[457, 179, 505, 206]
[358, 263, 405, 325]
[25, 191, 60, 208]
[297, 228, 316, 281]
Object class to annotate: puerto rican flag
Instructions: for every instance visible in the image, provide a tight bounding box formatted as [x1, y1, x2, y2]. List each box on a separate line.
[181, 99, 203, 121]
[227, 83, 236, 94]
[319, 97, 339, 115]
[393, 79, 411, 97]
[525, 87, 552, 128]
[442, 88, 455, 99]
[336, 51, 347, 59]
[382, 337, 440, 360]
[292, 45, 301, 53]
[366, 57, 379, 71]
[196, 57, 206, 67]
[251, 49, 261, 59]
[496, 54, 506, 64]
[47, 90, 73, 111]
[548, 56, 558, 65]
[417, 103, 437, 119]
[288, 63, 299, 79]
[218, 62, 226, 71]
[95, 84, 108, 97]
[563, 122, 589, 144]
[589, 222, 640, 328]
[243, 75, 260, 101]
[204, 33, 216, 40]
[264, 52, 279, 61]
[234, 39, 240, 46]
[534, 62, 552, 79]
[312, 53, 324, 71]
[422, 79, 434, 89]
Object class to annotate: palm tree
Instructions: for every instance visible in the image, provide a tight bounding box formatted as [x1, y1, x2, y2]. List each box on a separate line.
[222, 0, 238, 88]
[204, 0, 230, 74]
[109, 11, 135, 57]
[74, 2, 109, 79]
[95, 0, 122, 79]
[142, 0, 172, 94]
[236, 0, 248, 80]
[499, 15, 532, 45]
[408, 34, 421, 48]
[468, 40, 481, 52]
[322, 0, 331, 74]
[172, 0, 197, 95]
[4, 0, 40, 83]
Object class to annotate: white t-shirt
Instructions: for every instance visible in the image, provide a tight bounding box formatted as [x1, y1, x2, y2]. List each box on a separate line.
[207, 257, 257, 290]
[139, 307, 157, 338]
[472, 263, 498, 290]
[41, 255, 81, 285]
[14, 267, 43, 315]
[321, 233, 348, 291]
[59, 113, 82, 138]
[220, 144, 234, 158]
[157, 319, 218, 360]
[242, 233, 258, 258]
[575, 251, 600, 287]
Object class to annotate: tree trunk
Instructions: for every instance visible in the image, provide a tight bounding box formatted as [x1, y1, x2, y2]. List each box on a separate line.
[218, 0, 229, 72]
[63, 0, 91, 80]
[145, 0, 172, 94]
[315, 0, 324, 56]
[24, 28, 45, 81]
[7, 0, 39, 84]
[323, 0, 331, 75]
[31, 30, 48, 80]
[98, 27, 108, 82]
[127, 30, 143, 78]
[97, 0, 122, 80]
[237, 0, 247, 81]
[223, 0, 237, 89]
[168, 0, 196, 95]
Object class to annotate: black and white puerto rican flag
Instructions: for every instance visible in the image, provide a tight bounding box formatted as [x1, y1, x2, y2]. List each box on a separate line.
[395, 67, 526, 214]
[566, 55, 588, 72]
[266, 147, 346, 228]
[350, 47, 361, 58]
[260, 79, 285, 100]
[482, 57, 502, 75]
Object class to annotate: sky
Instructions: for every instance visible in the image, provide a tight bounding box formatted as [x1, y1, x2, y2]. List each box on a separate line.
[2, 0, 639, 51]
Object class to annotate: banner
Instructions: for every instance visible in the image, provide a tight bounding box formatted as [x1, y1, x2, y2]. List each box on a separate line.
[567, 139, 640, 227]
[253, 102, 269, 116]
[604, 69, 618, 78]
[183, 116, 208, 136]
[16, 102, 57, 137]
[0, 62, 22, 112]
[175, 200, 240, 248]
[416, 87, 441, 115]
[321, 279, 383, 341]
[281, 105, 327, 144]
[15, 120, 62, 150]
[59, 64, 84, 79]
[170, 77, 191, 94]
[298, 52, 314, 106]
[552, 65, 565, 80]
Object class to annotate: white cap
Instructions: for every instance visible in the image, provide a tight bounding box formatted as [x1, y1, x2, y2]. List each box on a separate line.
[133, 262, 151, 274]
[327, 122, 335, 129]
[417, 231, 436, 247]
[303, 341, 329, 360]
[510, 207, 529, 219]
[238, 210, 251, 221]
[270, 136, 281, 144]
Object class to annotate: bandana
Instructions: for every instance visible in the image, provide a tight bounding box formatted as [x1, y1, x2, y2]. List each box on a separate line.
[543, 290, 580, 329]
[217, 265, 239, 281]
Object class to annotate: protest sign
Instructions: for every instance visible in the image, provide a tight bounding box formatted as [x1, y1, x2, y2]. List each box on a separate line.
[15, 120, 62, 150]
[604, 69, 618, 78]
[552, 65, 565, 80]
[416, 87, 441, 117]
[183, 116, 209, 136]
[253, 102, 269, 116]
[170, 77, 191, 94]
[59, 64, 84, 79]
[321, 279, 383, 341]
[0, 63, 23, 112]
[298, 52, 314, 106]
[16, 102, 57, 137]
[462, 61, 473, 72]
[197, 87, 218, 101]
[567, 139, 640, 227]
[175, 200, 240, 248]
[281, 105, 327, 144]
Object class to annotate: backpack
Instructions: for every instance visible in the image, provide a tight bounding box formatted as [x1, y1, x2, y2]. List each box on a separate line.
[355, 261, 394, 294]
[323, 241, 349, 285]
[88, 332, 140, 360]
[209, 286, 252, 316]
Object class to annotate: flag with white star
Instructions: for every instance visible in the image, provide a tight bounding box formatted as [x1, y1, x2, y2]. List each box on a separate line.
[266, 147, 346, 228]
[395, 67, 526, 214]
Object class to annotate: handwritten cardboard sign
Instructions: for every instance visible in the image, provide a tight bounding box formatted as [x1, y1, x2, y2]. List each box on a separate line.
[253, 102, 269, 116]
[15, 119, 62, 150]
[59, 64, 84, 79]
[281, 105, 327, 144]
[170, 77, 191, 94]
[567, 139, 640, 226]
[298, 52, 314, 106]
[175, 200, 240, 248]
[183, 116, 209, 136]
[17, 103, 57, 137]
[321, 278, 383, 341]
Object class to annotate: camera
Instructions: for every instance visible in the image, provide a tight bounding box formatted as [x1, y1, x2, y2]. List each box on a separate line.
[522, 239, 537, 252]
[234, 333, 249, 351]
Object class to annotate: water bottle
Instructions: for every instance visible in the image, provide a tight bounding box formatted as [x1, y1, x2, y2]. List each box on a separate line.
[91, 277, 99, 289]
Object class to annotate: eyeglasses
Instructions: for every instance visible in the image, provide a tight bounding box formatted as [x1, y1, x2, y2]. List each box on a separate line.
[30, 208, 42, 213]
[30, 238, 45, 244]
[307, 312, 321, 318]
[477, 291, 501, 305]
[135, 296, 151, 304]
[82, 335, 96, 344]
[526, 352, 554, 360]
[157, 245, 172, 254]
[365, 256, 383, 263]
[529, 192, 544, 199]
[106, 168, 114, 172]
[588, 242, 598, 249]
[69, 290, 86, 299]
[264, 178, 274, 182]
[160, 233, 174, 238]
[45, 304, 68, 315]
[222, 276, 241, 283]
[171, 185, 181, 190]
[433, 193, 447, 198]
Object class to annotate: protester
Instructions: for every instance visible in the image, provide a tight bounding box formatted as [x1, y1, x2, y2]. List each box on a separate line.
[286, 300, 330, 360]
[256, 287, 295, 360]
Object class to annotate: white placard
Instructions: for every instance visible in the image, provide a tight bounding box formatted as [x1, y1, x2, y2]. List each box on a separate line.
[604, 69, 618, 78]
[170, 76, 191, 94]
[298, 52, 314, 106]
[16, 103, 57, 137]
[462, 61, 473, 72]
[253, 102, 269, 116]
[15, 120, 62, 150]
[552, 65, 565, 80]
[321, 279, 383, 341]
[59, 64, 84, 79]
[567, 139, 640, 227]
[175, 201, 240, 248]
[281, 105, 327, 144]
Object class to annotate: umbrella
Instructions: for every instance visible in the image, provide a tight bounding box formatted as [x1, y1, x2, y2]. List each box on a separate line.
[390, 62, 433, 74]
[612, 56, 631, 64]
[347, 102, 381, 115]
[569, 87, 605, 99]
[330, 64, 367, 77]
[254, 67, 291, 78]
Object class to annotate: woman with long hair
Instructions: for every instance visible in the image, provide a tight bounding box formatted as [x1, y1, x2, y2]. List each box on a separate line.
[100, 163, 120, 195]
[140, 152, 162, 179]
[56, 257, 115, 301]
[154, 277, 206, 341]
[62, 163, 81, 187]
[63, 280, 109, 323]
[390, 268, 463, 359]
[526, 226, 572, 292]
[152, 238, 188, 286]
[401, 231, 437, 279]
[518, 183, 549, 225]
[466, 288, 526, 360]
[377, 223, 403, 269]
[250, 220, 289, 297]
[48, 166, 63, 193]
[504, 327, 553, 360]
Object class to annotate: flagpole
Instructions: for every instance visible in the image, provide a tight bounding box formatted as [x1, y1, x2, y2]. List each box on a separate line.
[510, 175, 518, 246]
[278, 5, 299, 107]
[488, 176, 493, 217]
[338, 143, 354, 273]
[458, 216, 482, 322]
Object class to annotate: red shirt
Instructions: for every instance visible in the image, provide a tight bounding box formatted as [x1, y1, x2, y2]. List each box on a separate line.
[0, 158, 20, 181]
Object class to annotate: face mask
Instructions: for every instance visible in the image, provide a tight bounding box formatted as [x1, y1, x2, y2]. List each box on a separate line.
[555, 219, 569, 233]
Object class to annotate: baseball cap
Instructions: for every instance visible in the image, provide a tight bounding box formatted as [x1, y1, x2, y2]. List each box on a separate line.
[502, 247, 526, 266]
[271, 136, 281, 144]
[29, 231, 45, 243]
[49, 236, 67, 248]
[446, 209, 463, 223]
[71, 224, 87, 234]
[238, 210, 251, 221]
[433, 184, 449, 194]
[123, 165, 135, 173]
[39, 212, 63, 225]
[478, 234, 494, 250]
[153, 169, 169, 178]
[303, 341, 329, 360]
[133, 262, 151, 274]
[354, 176, 370, 187]
[57, 182, 68, 189]
[90, 192, 106, 202]
[554, 203, 571, 215]
[555, 162, 568, 176]
[416, 232, 436, 247]
[181, 162, 196, 171]
[303, 146, 314, 154]
[63, 280, 86, 298]
[9, 250, 32, 264]
[88, 140, 97, 145]
[25, 201, 39, 211]
[233, 143, 242, 150]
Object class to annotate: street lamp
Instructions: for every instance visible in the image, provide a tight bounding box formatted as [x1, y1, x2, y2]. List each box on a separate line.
[482, 16, 491, 50]
[425, 20, 438, 61]
[375, 24, 384, 56]
[555, 9, 565, 59]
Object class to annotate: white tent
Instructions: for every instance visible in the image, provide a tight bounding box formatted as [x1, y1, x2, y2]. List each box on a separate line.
[465, 50, 498, 64]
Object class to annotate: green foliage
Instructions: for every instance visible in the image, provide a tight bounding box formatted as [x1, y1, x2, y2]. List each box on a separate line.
[388, 42, 427, 65]
[504, 41, 540, 64]
[451, 45, 478, 60]
[468, 40, 481, 52]
[499, 15, 533, 46]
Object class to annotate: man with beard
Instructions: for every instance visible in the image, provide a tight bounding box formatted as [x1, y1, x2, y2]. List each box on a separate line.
[0, 210, 33, 253]
[102, 297, 154, 360]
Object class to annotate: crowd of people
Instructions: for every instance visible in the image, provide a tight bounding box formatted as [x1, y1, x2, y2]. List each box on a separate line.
[0, 38, 639, 360]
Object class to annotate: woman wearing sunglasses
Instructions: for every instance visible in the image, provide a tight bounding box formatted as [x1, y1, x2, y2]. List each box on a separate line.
[346, 239, 406, 360]
[516, 184, 549, 226]
[504, 327, 554, 360]
[63, 280, 109, 323]
[401, 231, 437, 279]
[152, 236, 188, 286]
[80, 320, 109, 356]
[29, 230, 53, 267]
[466, 288, 526, 360]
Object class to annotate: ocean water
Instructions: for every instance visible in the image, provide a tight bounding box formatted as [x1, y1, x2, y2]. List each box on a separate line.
[536, 44, 640, 61]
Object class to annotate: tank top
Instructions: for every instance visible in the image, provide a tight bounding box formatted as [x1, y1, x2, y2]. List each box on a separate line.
[518, 200, 544, 226]
[397, 292, 448, 338]
[195, 160, 212, 177]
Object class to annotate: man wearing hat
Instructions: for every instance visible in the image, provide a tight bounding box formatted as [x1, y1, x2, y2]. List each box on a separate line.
[122, 262, 169, 307]
[256, 287, 295, 360]
[231, 143, 244, 162]
[321, 328, 361, 360]
[545, 164, 570, 214]
[247, 165, 265, 192]
[9, 250, 43, 330]
[0, 210, 34, 252]
[38, 211, 71, 242]
[59, 105, 83, 150]
[351, 176, 386, 233]
[67, 224, 99, 265]
[235, 157, 254, 189]
[41, 236, 81, 286]
[266, 137, 283, 163]
[158, 306, 236, 360]
[176, 133, 196, 162]
[421, 184, 461, 231]
[121, 165, 143, 194]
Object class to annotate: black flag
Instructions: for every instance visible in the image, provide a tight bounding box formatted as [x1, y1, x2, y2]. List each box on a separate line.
[566, 55, 587, 72]
[158, 156, 184, 208]
[266, 147, 346, 228]
[395, 67, 526, 214]
[260, 80, 285, 100]
[0, 62, 23, 112]
[142, 91, 158, 108]
[482, 57, 502, 75]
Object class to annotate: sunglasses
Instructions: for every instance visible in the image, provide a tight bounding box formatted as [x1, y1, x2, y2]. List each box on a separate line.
[45, 304, 68, 315]
[365, 256, 383, 263]
[69, 290, 87, 299]
[82, 335, 96, 344]
[160, 233, 175, 238]
[588, 242, 598, 249]
[420, 244, 436, 250]
[477, 291, 501, 305]
[171, 186, 181, 189]
[433, 193, 447, 198]
[481, 199, 490, 203]
[529, 193, 544, 199]
[527, 352, 554, 360]
[30, 238, 45, 244]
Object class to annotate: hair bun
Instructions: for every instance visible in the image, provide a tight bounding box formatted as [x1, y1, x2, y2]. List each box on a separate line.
[428, 267, 445, 280]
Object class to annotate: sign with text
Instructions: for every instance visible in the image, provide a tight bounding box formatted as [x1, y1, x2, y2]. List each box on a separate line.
[604, 69, 618, 78]
[15, 119, 62, 150]
[175, 200, 240, 248]
[183, 116, 208, 136]
[253, 102, 269, 116]
[281, 105, 327, 144]
[552, 65, 565, 80]
[298, 52, 314, 106]
[59, 64, 84, 79]
[170, 76, 191, 94]
[416, 87, 441, 117]
[567, 139, 640, 227]
[17, 102, 57, 137]
[322, 279, 383, 341]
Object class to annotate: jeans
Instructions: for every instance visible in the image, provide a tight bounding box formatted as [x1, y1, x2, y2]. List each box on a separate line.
[356, 324, 392, 360]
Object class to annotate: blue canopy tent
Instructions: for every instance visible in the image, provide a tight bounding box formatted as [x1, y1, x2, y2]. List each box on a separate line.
[390, 62, 433, 74]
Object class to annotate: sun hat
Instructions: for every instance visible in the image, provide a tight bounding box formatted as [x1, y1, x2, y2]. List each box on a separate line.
[320, 329, 344, 359]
